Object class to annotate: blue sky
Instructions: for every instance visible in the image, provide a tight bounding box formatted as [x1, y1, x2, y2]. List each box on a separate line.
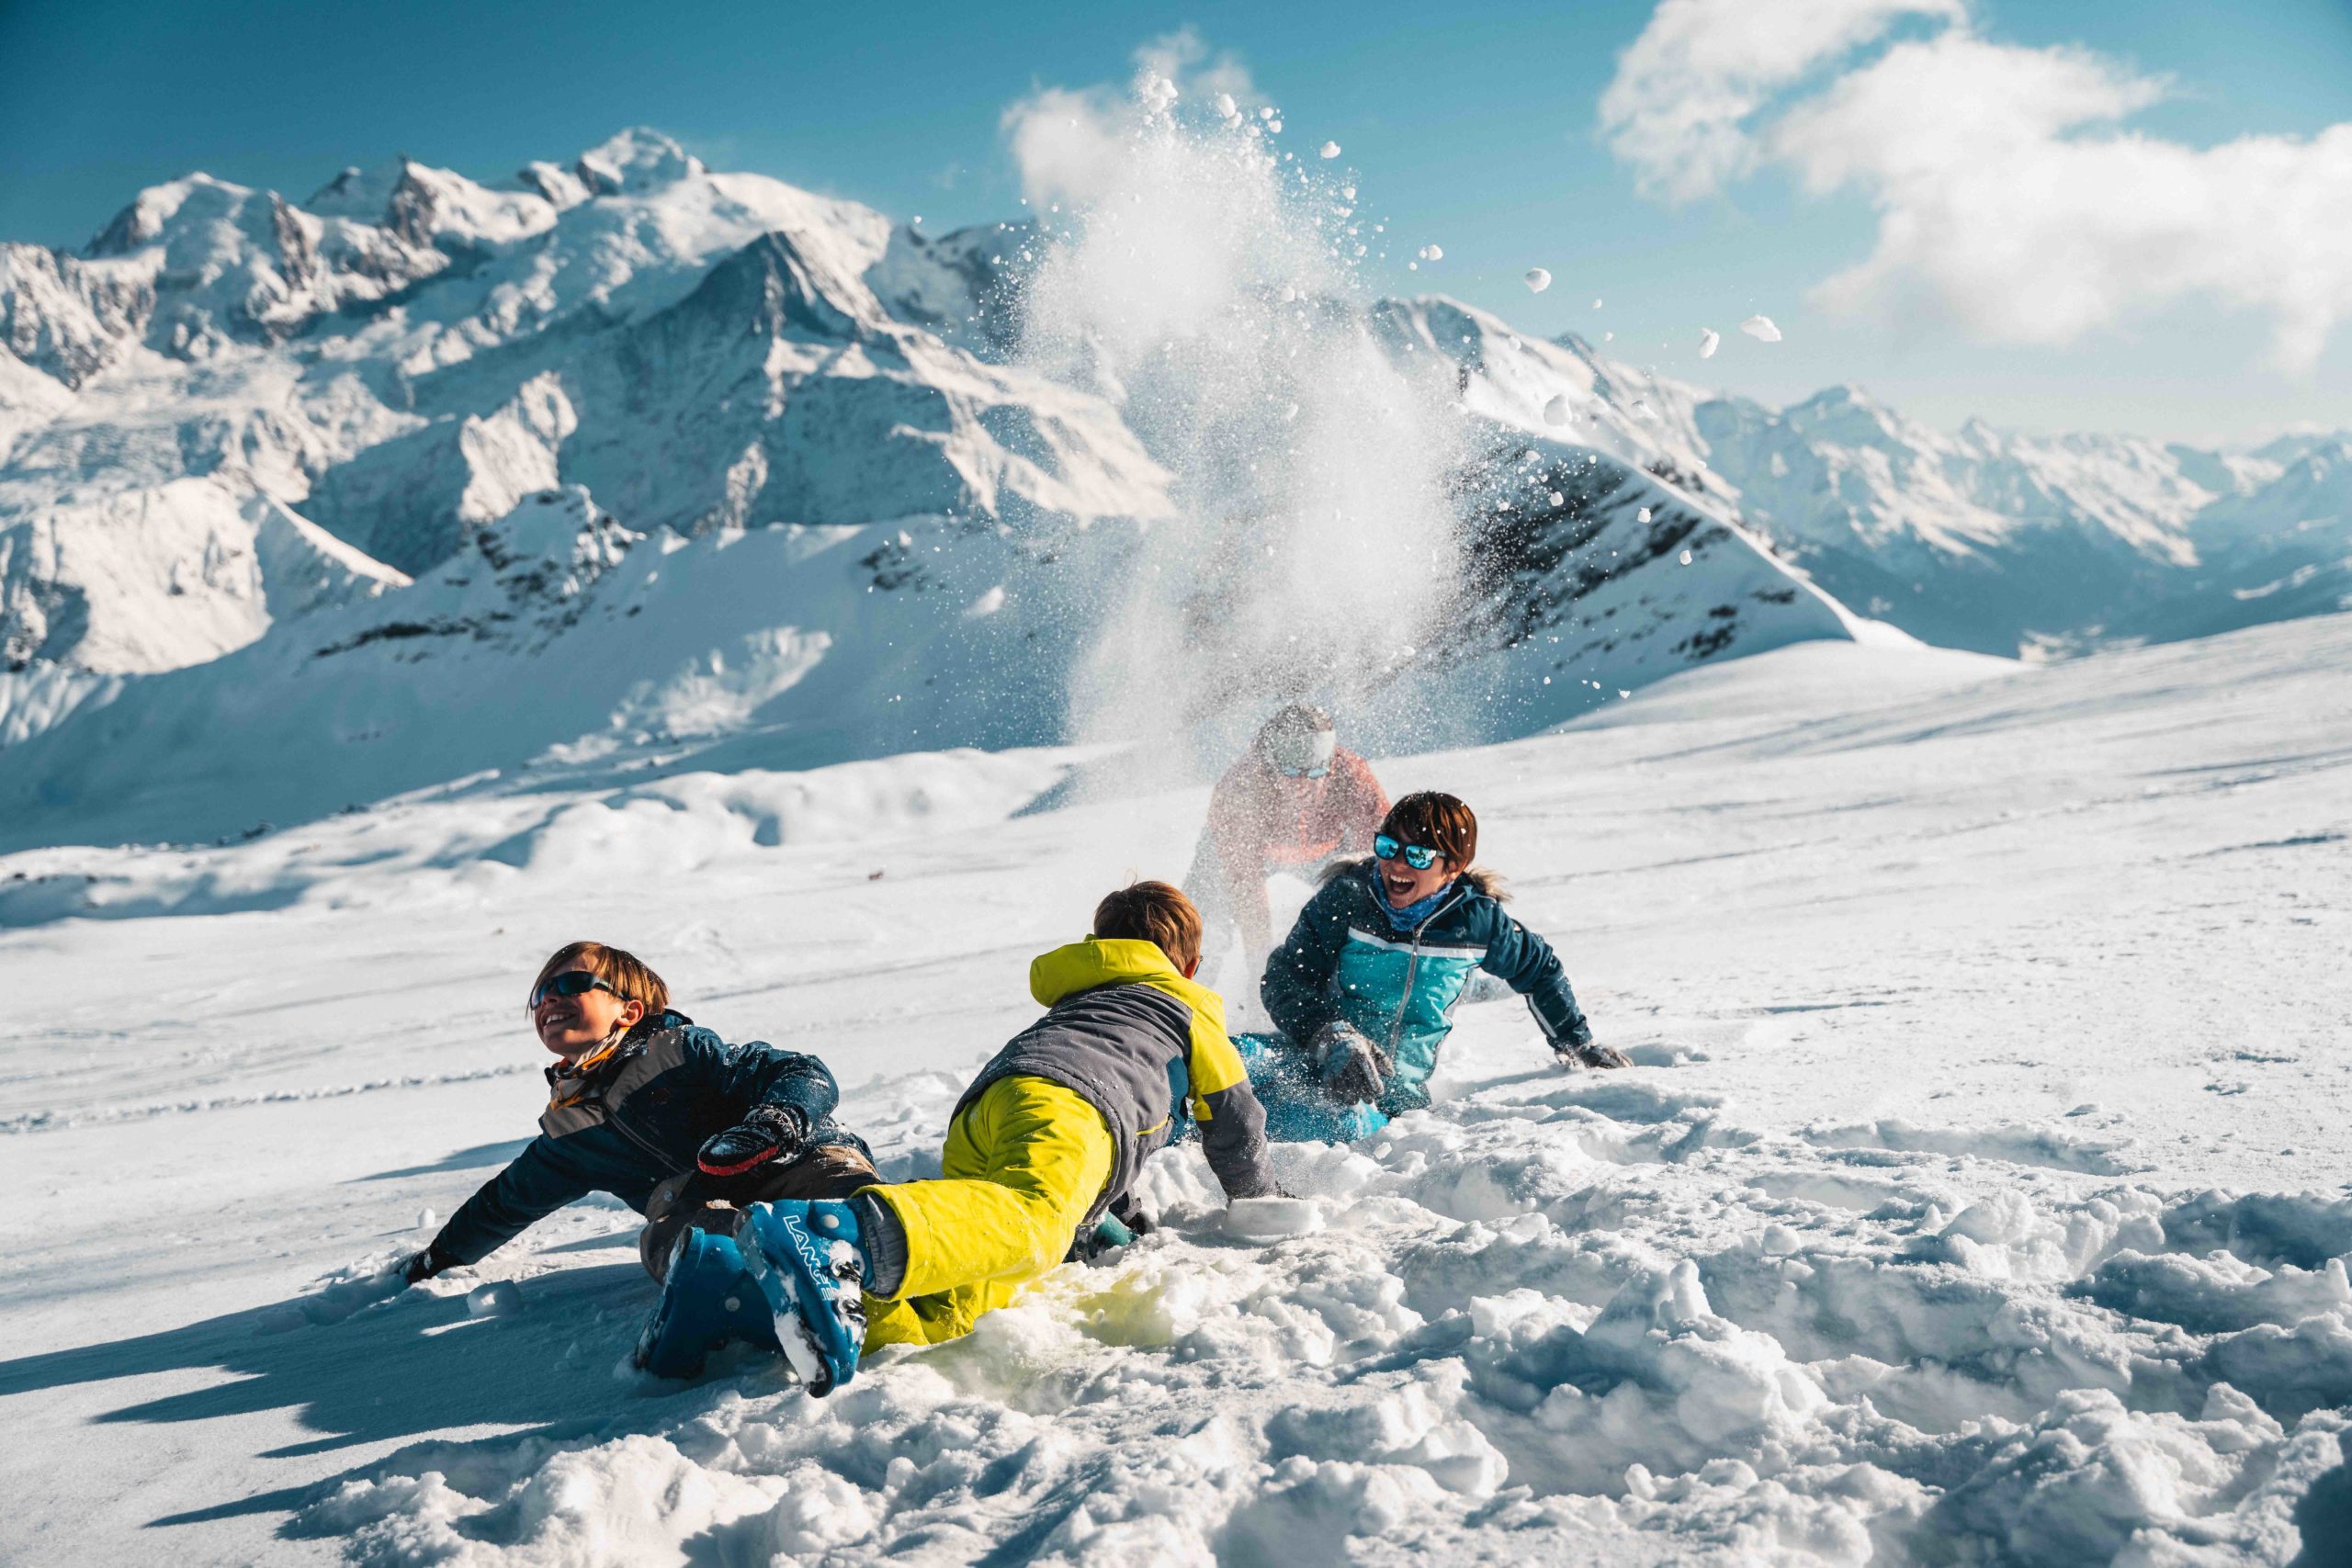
[3, 0, 2348, 445]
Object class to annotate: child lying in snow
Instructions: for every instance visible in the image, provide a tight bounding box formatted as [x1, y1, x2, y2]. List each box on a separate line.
[712, 882, 1280, 1393]
[1241, 790, 1628, 1145]
[401, 942, 876, 1285]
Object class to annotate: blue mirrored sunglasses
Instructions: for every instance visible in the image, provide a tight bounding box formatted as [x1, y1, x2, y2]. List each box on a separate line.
[1373, 833, 1442, 871]
[529, 969, 619, 1010]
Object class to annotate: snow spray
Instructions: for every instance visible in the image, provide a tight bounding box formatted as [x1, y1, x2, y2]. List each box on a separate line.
[1009, 72, 1471, 787]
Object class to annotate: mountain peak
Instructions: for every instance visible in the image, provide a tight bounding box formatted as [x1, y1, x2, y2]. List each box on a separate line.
[575, 128, 703, 196]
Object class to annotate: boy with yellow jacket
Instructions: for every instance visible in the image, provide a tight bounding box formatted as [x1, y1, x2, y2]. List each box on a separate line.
[680, 882, 1279, 1393]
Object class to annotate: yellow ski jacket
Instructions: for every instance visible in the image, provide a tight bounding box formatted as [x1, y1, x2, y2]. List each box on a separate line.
[952, 938, 1279, 1222]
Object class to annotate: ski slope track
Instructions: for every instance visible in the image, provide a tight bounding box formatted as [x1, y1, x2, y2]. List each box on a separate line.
[4, 614, 2349, 1564]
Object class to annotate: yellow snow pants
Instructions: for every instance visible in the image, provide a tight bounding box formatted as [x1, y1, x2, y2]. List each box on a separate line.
[861, 1074, 1114, 1349]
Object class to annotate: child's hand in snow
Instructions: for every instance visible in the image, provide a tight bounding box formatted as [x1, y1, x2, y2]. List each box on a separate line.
[1557, 1040, 1633, 1070]
[1312, 1021, 1393, 1104]
[401, 1241, 456, 1283]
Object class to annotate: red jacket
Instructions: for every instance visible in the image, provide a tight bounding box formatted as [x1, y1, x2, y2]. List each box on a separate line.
[1203, 748, 1390, 950]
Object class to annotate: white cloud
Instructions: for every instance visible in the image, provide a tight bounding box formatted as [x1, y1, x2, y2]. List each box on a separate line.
[1599, 0, 1964, 201]
[1602, 2, 2352, 369]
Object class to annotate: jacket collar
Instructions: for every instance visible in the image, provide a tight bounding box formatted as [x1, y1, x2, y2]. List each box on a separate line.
[541, 1009, 692, 1107]
[1028, 939, 1228, 1032]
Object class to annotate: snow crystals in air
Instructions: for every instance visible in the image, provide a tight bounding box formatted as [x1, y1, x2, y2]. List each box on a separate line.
[1699, 328, 1721, 359]
[1741, 314, 1782, 343]
[1318, 141, 1341, 160]
[1543, 394, 1573, 426]
[1524, 267, 1552, 293]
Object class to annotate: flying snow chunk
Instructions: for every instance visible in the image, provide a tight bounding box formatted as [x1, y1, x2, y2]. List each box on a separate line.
[416, 1207, 438, 1231]
[1679, 549, 1693, 565]
[1216, 93, 1238, 119]
[1142, 74, 1178, 113]
[964, 585, 1006, 619]
[1417, 244, 1443, 262]
[1699, 328, 1721, 359]
[1740, 314, 1782, 343]
[1638, 507, 1652, 523]
[1319, 141, 1341, 159]
[1549, 491, 1565, 506]
[1524, 268, 1552, 293]
[1543, 395, 1573, 426]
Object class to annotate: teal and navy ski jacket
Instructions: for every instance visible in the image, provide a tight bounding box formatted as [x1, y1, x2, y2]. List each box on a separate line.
[430, 1011, 866, 1267]
[1261, 860, 1592, 1115]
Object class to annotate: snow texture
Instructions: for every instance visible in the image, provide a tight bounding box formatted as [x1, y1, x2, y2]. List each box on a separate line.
[3, 617, 2349, 1564]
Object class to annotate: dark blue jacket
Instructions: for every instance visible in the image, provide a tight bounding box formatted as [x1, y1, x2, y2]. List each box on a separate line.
[1261, 862, 1592, 1114]
[431, 1011, 865, 1266]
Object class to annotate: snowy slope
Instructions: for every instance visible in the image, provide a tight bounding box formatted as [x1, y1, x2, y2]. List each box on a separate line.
[3, 613, 2347, 1564]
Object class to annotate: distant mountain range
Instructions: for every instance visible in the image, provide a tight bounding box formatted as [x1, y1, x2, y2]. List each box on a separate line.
[0, 128, 2339, 848]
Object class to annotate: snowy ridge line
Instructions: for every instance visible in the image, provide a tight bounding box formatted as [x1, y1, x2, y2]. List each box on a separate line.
[300, 1065, 2352, 1562]
[0, 1060, 541, 1134]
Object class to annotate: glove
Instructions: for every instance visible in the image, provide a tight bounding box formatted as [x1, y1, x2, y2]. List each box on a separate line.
[1312, 1021, 1393, 1106]
[401, 1240, 456, 1284]
[1555, 1040, 1633, 1071]
[696, 1104, 808, 1179]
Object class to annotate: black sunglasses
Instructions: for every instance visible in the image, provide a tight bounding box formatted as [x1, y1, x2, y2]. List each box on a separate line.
[529, 969, 619, 1010]
[1374, 833, 1443, 872]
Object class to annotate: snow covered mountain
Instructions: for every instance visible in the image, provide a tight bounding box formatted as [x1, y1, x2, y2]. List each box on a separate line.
[1669, 382, 2348, 656]
[0, 129, 1874, 850]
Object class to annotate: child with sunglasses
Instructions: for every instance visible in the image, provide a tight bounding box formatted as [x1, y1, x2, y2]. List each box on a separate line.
[1244, 791, 1629, 1144]
[400, 941, 876, 1287]
[1183, 703, 1391, 992]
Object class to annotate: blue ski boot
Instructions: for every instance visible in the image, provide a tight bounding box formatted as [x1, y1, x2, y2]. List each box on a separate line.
[632, 1225, 780, 1379]
[735, 1200, 868, 1395]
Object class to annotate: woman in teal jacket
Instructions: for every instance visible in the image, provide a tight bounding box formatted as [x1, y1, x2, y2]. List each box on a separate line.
[1248, 791, 1629, 1143]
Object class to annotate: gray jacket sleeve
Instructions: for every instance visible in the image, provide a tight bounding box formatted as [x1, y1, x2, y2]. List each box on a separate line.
[1196, 1081, 1279, 1200]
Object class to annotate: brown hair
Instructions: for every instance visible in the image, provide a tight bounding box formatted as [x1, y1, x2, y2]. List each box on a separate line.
[1379, 792, 1477, 869]
[1091, 881, 1204, 975]
[531, 941, 672, 1019]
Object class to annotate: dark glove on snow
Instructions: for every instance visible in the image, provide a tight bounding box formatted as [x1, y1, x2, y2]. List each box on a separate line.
[1313, 1021, 1393, 1106]
[1555, 1040, 1633, 1071]
[401, 1240, 457, 1284]
[696, 1104, 808, 1179]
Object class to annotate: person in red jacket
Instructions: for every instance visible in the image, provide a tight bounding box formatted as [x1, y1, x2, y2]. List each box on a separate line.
[1184, 704, 1391, 986]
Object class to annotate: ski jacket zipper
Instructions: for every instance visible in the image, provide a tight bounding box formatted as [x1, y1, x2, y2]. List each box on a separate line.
[1384, 884, 1468, 1056]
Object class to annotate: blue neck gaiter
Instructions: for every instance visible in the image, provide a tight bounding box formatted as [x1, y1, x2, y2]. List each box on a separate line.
[1374, 868, 1456, 932]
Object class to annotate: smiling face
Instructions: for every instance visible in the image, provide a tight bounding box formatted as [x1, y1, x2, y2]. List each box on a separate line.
[1375, 849, 1455, 908]
[530, 967, 646, 1058]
